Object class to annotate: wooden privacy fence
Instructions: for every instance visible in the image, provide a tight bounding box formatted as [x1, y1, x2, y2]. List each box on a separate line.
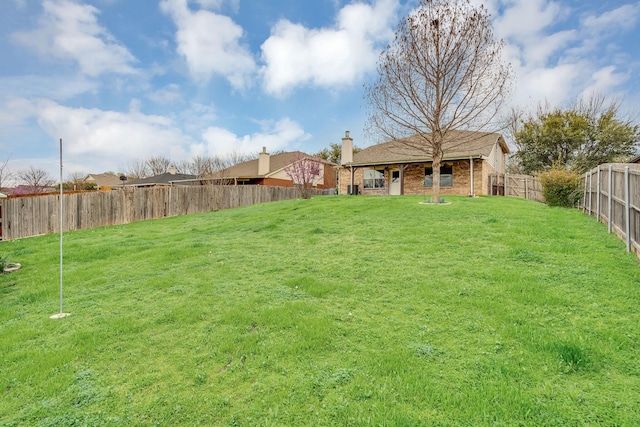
[0, 185, 324, 240]
[488, 174, 544, 202]
[581, 163, 640, 257]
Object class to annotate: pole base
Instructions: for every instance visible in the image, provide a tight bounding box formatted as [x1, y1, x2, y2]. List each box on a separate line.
[50, 312, 71, 319]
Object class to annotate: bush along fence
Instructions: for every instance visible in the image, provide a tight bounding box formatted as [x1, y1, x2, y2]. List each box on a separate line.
[488, 173, 544, 202]
[0, 185, 326, 240]
[581, 163, 640, 257]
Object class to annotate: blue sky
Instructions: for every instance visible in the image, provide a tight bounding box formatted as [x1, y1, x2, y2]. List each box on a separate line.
[1, 0, 639, 181]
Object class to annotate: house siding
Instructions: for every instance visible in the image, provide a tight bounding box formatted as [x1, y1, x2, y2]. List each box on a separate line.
[261, 178, 293, 187]
[339, 159, 492, 196]
[323, 164, 337, 190]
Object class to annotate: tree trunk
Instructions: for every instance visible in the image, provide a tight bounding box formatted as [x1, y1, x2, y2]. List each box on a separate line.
[431, 151, 442, 203]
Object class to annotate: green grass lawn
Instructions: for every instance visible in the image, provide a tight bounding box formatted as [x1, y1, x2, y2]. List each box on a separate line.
[1, 195, 639, 426]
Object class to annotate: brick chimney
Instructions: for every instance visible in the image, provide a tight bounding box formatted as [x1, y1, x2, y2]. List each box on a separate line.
[258, 146, 270, 175]
[341, 131, 353, 165]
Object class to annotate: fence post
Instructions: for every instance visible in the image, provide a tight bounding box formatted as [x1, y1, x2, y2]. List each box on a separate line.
[505, 173, 508, 197]
[596, 166, 601, 221]
[587, 172, 592, 216]
[608, 165, 613, 234]
[582, 173, 587, 213]
[524, 177, 529, 200]
[625, 166, 631, 253]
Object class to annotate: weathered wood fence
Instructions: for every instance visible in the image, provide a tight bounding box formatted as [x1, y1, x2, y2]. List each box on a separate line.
[0, 185, 324, 240]
[488, 174, 543, 202]
[581, 163, 640, 257]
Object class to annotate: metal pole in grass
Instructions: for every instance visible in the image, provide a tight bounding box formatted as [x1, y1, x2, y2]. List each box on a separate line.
[51, 138, 70, 320]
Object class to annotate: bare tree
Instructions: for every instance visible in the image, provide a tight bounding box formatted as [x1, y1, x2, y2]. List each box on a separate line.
[124, 159, 150, 180]
[213, 151, 255, 171]
[146, 156, 171, 176]
[0, 155, 13, 192]
[204, 151, 256, 185]
[284, 153, 322, 199]
[365, 0, 511, 203]
[65, 171, 88, 190]
[16, 166, 55, 193]
[173, 159, 192, 175]
[189, 155, 215, 177]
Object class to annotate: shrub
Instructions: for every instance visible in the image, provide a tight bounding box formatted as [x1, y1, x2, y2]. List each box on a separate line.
[538, 168, 582, 207]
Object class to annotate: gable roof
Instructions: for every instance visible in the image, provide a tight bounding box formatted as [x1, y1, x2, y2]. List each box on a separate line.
[85, 173, 122, 187]
[630, 154, 640, 164]
[211, 151, 333, 179]
[126, 171, 197, 186]
[351, 131, 508, 166]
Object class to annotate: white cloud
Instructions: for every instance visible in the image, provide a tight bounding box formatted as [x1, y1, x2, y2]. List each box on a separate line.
[583, 3, 640, 34]
[160, 0, 256, 88]
[201, 118, 310, 156]
[518, 64, 581, 106]
[494, 0, 566, 42]
[12, 0, 137, 76]
[194, 0, 238, 11]
[491, 0, 639, 110]
[260, 0, 399, 96]
[6, 98, 309, 176]
[148, 84, 184, 104]
[0, 75, 97, 102]
[0, 97, 38, 125]
[580, 66, 630, 100]
[33, 100, 191, 168]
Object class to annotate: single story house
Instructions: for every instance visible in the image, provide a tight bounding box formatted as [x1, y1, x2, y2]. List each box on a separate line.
[84, 173, 123, 190]
[338, 130, 509, 196]
[125, 167, 197, 188]
[204, 148, 337, 190]
[630, 154, 640, 164]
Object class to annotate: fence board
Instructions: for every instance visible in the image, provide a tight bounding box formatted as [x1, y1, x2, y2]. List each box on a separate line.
[488, 173, 543, 202]
[0, 185, 323, 240]
[581, 163, 640, 258]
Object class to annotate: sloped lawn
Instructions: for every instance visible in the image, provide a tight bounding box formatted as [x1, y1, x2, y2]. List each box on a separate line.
[1, 195, 639, 426]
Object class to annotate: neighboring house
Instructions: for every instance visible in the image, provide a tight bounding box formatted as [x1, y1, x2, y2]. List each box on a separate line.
[84, 173, 122, 190]
[205, 148, 337, 189]
[7, 185, 54, 195]
[0, 192, 7, 198]
[126, 167, 197, 188]
[338, 130, 509, 196]
[630, 154, 640, 164]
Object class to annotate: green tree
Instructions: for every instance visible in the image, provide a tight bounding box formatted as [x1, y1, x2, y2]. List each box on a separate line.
[513, 97, 639, 174]
[314, 143, 361, 165]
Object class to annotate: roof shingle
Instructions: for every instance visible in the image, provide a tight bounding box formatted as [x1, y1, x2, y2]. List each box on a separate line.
[352, 130, 508, 165]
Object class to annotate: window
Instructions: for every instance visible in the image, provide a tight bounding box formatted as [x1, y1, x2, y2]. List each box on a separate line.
[363, 168, 385, 189]
[424, 163, 453, 187]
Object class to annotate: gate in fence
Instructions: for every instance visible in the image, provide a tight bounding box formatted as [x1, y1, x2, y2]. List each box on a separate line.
[488, 174, 543, 202]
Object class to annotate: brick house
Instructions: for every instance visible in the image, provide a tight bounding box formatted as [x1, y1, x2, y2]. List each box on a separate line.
[338, 130, 509, 196]
[205, 148, 337, 190]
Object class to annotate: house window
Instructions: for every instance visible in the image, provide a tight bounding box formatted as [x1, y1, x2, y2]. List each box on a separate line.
[363, 168, 385, 189]
[424, 163, 453, 187]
